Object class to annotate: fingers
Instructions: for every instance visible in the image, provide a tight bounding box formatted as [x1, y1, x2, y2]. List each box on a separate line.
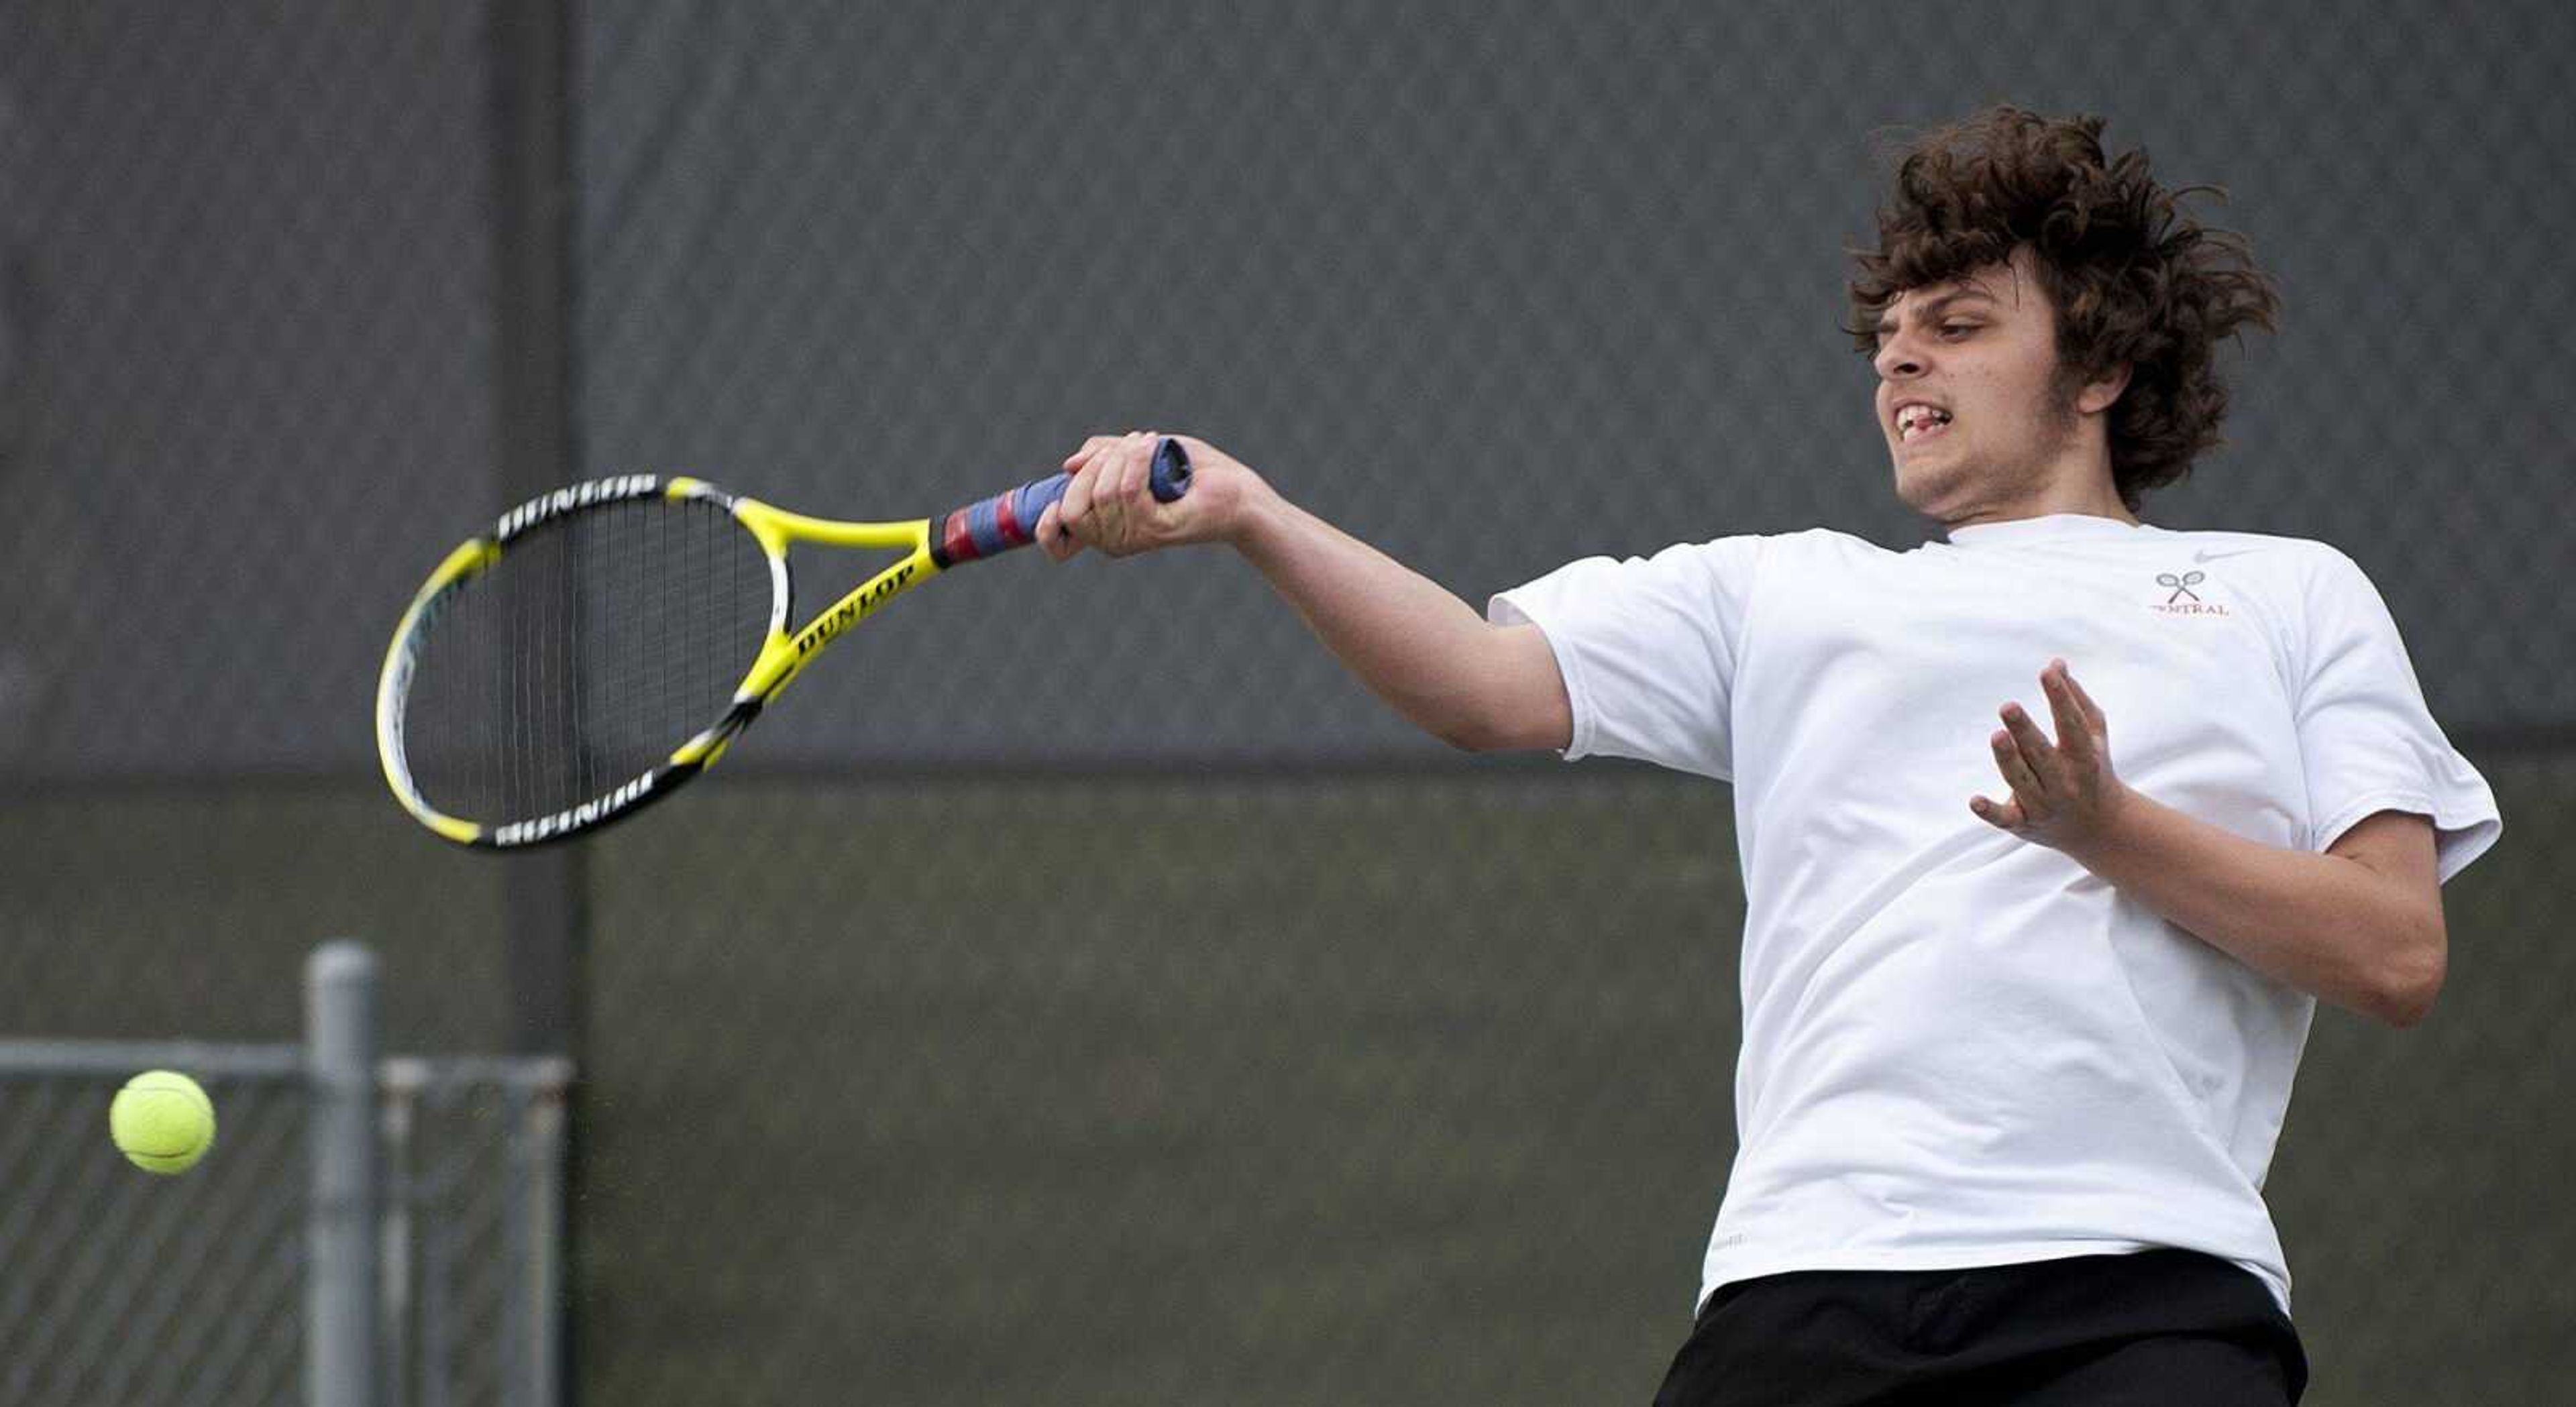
[1990, 721, 2047, 813]
[1061, 435, 1120, 473]
[1114, 431, 1153, 502]
[1998, 699, 2052, 767]
[2059, 663, 2108, 736]
[2039, 659, 2097, 763]
[1980, 661, 2116, 833]
[1054, 431, 1157, 557]
[1086, 434, 1143, 547]
[1058, 451, 1097, 541]
[1036, 501, 1081, 561]
[1972, 657, 2136, 845]
[1061, 430, 1152, 477]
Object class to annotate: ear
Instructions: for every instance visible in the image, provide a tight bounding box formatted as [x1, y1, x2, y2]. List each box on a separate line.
[2076, 362, 2132, 416]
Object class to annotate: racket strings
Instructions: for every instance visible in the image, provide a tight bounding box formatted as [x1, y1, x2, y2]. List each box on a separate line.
[396, 496, 774, 828]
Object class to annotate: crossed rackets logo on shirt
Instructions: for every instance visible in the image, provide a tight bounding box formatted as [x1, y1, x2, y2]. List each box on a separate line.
[2152, 567, 2231, 617]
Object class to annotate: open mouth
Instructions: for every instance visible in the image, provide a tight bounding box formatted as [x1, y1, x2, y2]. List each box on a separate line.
[1896, 403, 1953, 443]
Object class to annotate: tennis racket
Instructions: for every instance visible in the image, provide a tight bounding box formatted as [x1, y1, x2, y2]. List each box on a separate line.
[375, 437, 1191, 848]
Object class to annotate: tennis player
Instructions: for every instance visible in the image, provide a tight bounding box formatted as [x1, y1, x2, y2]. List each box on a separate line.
[1039, 106, 2502, 1404]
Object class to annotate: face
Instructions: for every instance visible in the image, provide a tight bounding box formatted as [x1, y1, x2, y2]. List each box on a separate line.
[1870, 245, 2108, 521]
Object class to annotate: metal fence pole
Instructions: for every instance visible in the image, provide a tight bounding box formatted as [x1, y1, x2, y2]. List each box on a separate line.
[308, 942, 382, 1407]
[522, 1075, 570, 1407]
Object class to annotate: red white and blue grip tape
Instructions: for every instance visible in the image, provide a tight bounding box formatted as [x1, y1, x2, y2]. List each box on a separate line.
[930, 437, 1193, 569]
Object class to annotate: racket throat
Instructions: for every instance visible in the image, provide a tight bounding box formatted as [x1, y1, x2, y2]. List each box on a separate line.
[787, 556, 928, 661]
[670, 697, 767, 770]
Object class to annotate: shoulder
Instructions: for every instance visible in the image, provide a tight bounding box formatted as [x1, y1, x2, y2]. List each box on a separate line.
[2151, 526, 2347, 573]
[1562, 526, 1914, 590]
[2160, 530, 2407, 670]
[1619, 528, 1826, 576]
[2147, 528, 2371, 608]
[1754, 525, 1901, 564]
[1668, 526, 1909, 583]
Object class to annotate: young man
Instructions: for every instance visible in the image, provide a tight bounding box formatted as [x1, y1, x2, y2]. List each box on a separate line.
[1037, 107, 2501, 1404]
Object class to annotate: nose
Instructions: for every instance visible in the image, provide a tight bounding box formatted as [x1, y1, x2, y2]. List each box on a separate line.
[1873, 331, 1926, 382]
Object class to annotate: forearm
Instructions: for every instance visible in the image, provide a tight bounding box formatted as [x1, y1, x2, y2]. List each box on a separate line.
[2065, 791, 2444, 1025]
[1232, 487, 1521, 749]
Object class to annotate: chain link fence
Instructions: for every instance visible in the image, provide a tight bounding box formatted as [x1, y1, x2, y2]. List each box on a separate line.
[4, 771, 2566, 1405]
[570, 765, 2575, 1407]
[1, 0, 2567, 777]
[568, 0, 2575, 767]
[4, 1, 2572, 1405]
[0, 0, 498, 779]
[379, 1056, 570, 1407]
[0, 1048, 307, 1407]
[0, 960, 570, 1407]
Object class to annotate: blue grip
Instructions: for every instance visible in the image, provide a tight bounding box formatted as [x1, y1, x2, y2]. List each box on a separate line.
[1146, 436, 1194, 502]
[932, 437, 1193, 567]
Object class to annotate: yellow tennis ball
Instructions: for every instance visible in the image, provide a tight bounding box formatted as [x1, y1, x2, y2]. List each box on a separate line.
[109, 1070, 217, 1175]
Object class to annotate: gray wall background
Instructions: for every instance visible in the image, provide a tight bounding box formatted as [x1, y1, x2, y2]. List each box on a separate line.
[575, 0, 2576, 764]
[3, 3, 2570, 1405]
[1, 0, 2567, 775]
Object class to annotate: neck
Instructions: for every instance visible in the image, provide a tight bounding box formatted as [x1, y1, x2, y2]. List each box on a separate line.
[1927, 428, 2135, 532]
[1939, 486, 2138, 533]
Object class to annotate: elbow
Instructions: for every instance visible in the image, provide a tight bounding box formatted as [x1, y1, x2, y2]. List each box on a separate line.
[1433, 722, 1489, 753]
[1425, 702, 1497, 753]
[2375, 979, 2438, 1030]
[1429, 697, 1517, 753]
[2371, 924, 2448, 1029]
[1438, 708, 1562, 754]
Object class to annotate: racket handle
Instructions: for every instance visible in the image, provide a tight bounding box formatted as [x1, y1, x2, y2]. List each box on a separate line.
[932, 437, 1193, 567]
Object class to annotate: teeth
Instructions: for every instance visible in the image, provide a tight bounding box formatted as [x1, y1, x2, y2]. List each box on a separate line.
[1898, 404, 1950, 439]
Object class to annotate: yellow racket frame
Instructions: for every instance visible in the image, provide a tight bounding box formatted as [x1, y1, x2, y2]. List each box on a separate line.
[375, 477, 946, 847]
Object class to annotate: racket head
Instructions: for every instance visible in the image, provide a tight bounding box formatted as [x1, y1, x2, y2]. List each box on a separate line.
[374, 476, 786, 848]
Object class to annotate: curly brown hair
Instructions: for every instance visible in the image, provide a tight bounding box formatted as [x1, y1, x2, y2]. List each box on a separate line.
[1847, 107, 2282, 510]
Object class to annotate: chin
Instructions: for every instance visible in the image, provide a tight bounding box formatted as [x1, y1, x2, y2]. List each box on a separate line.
[1892, 459, 1960, 516]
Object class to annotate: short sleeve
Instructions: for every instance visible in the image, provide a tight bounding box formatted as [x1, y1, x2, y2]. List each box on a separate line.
[2293, 548, 2502, 882]
[1487, 536, 1765, 781]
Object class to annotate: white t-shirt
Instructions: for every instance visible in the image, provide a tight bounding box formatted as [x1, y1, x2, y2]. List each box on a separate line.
[1489, 512, 2502, 1317]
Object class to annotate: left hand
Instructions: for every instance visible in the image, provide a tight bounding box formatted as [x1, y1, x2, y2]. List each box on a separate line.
[1971, 659, 2135, 854]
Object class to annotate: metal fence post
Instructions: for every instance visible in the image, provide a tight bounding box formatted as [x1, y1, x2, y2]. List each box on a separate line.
[522, 1072, 570, 1407]
[308, 942, 381, 1407]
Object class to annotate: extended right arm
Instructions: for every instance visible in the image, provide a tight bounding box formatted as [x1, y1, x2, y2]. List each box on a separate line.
[1233, 489, 1570, 752]
[1038, 433, 1571, 754]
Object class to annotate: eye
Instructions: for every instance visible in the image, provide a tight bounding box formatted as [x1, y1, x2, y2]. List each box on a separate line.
[1937, 322, 1977, 340]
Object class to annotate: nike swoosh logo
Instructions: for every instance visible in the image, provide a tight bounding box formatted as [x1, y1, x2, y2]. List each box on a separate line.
[2194, 548, 2263, 563]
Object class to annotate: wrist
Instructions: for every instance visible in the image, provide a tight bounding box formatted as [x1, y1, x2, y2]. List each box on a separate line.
[2067, 782, 2153, 871]
[1228, 475, 1291, 557]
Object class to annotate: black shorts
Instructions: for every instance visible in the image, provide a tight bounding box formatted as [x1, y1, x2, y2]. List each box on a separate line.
[1650, 1248, 2308, 1406]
